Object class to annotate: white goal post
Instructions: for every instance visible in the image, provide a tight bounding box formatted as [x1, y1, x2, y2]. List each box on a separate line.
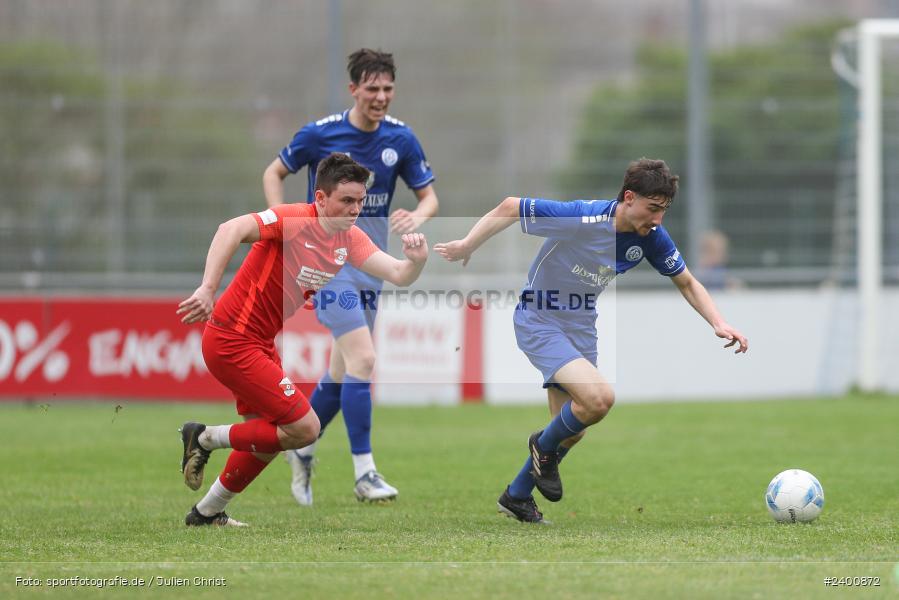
[857, 19, 899, 392]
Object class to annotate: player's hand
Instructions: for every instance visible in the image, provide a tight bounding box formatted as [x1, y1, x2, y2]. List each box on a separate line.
[390, 209, 425, 234]
[177, 286, 214, 324]
[401, 232, 428, 264]
[715, 323, 748, 354]
[433, 239, 473, 267]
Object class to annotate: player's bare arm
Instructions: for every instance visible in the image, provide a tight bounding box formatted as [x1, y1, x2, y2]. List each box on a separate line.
[671, 268, 748, 353]
[177, 214, 261, 324]
[390, 184, 439, 234]
[262, 158, 292, 208]
[358, 232, 428, 286]
[434, 196, 520, 266]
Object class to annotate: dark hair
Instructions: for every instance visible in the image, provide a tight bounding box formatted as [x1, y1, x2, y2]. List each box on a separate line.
[347, 48, 396, 85]
[616, 158, 679, 204]
[315, 153, 371, 194]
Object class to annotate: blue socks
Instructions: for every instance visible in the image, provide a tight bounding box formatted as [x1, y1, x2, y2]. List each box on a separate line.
[508, 457, 536, 499]
[507, 402, 587, 500]
[507, 446, 575, 499]
[341, 375, 372, 454]
[308, 372, 373, 455]
[309, 372, 342, 432]
[537, 401, 587, 451]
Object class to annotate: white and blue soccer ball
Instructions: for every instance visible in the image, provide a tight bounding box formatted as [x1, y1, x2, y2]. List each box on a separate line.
[765, 469, 824, 523]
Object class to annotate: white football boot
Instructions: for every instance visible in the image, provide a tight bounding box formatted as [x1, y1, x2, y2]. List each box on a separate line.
[354, 471, 398, 503]
[285, 450, 316, 506]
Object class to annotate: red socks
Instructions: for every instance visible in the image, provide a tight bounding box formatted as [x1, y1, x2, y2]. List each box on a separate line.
[228, 418, 283, 453]
[216, 419, 281, 493]
[218, 451, 270, 493]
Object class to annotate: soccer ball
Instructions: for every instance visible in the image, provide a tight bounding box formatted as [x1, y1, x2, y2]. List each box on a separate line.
[765, 469, 824, 523]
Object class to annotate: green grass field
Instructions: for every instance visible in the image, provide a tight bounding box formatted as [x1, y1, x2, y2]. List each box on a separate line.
[1, 395, 897, 598]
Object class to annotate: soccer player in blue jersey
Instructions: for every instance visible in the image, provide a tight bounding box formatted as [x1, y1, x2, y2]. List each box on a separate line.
[262, 49, 439, 504]
[435, 158, 748, 523]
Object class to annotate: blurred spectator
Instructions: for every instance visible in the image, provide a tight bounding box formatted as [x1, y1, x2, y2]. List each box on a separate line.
[694, 229, 744, 290]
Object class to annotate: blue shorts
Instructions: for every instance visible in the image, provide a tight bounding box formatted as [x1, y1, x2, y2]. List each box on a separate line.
[314, 279, 379, 339]
[513, 308, 597, 390]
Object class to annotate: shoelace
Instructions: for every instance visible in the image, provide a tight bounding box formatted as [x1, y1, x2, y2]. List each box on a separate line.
[361, 472, 388, 488]
[524, 497, 543, 520]
[191, 447, 210, 476]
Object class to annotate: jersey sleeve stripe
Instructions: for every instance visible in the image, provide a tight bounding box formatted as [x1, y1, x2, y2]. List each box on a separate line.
[519, 198, 529, 234]
[278, 151, 298, 174]
[407, 175, 435, 190]
[661, 263, 687, 277]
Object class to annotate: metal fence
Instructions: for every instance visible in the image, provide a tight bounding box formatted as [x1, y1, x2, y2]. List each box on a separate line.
[1, 0, 898, 291]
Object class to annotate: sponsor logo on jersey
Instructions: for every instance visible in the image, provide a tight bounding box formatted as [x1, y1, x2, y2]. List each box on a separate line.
[363, 192, 390, 209]
[571, 264, 617, 288]
[334, 247, 347, 266]
[664, 250, 681, 270]
[625, 245, 643, 262]
[279, 376, 296, 397]
[257, 209, 278, 225]
[381, 148, 398, 167]
[296, 265, 337, 290]
[420, 159, 430, 173]
[529, 198, 537, 223]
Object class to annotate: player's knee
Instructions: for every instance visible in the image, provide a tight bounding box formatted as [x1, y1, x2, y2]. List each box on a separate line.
[297, 414, 321, 446]
[598, 386, 615, 415]
[580, 386, 614, 421]
[345, 351, 375, 379]
[279, 412, 321, 449]
[604, 387, 615, 411]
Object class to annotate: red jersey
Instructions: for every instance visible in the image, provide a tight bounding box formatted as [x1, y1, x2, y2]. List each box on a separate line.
[211, 203, 378, 341]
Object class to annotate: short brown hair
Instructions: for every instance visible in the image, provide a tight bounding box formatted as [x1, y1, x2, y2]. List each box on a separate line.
[616, 158, 679, 204]
[315, 153, 370, 195]
[347, 48, 396, 85]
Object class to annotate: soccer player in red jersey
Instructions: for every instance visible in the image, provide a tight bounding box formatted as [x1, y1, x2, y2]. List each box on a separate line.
[175, 153, 428, 527]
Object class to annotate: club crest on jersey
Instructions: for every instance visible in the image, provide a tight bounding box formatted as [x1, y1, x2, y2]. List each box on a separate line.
[381, 148, 398, 167]
[334, 247, 347, 265]
[279, 376, 296, 397]
[625, 246, 643, 262]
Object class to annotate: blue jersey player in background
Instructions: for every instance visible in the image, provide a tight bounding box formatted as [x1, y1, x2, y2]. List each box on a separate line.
[435, 158, 747, 523]
[263, 49, 439, 505]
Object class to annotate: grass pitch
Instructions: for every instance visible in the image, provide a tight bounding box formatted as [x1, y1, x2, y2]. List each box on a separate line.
[1, 394, 897, 598]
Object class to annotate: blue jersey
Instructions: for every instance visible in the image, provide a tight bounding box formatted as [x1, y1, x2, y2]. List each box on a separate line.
[278, 110, 435, 289]
[518, 198, 686, 323]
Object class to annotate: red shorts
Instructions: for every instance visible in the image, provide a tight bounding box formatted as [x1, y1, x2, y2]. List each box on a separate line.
[202, 323, 310, 425]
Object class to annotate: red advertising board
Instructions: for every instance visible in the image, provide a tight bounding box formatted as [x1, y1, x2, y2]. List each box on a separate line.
[0, 297, 330, 401]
